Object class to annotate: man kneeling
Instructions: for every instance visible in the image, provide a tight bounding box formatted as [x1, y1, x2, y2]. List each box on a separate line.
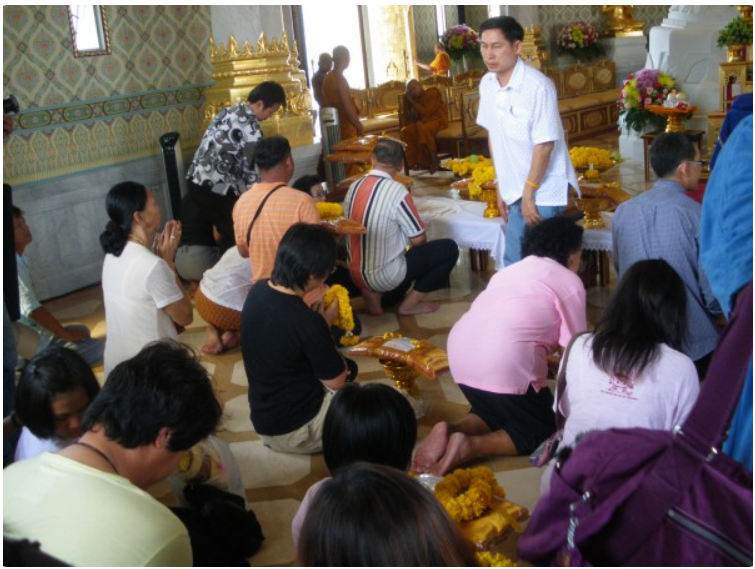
[344, 139, 459, 315]
[3, 341, 222, 567]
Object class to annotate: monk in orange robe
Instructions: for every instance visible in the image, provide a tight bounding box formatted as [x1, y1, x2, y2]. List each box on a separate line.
[415, 43, 451, 77]
[322, 45, 364, 142]
[401, 79, 448, 172]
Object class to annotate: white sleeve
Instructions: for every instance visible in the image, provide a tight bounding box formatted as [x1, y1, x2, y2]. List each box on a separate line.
[145, 258, 184, 310]
[671, 357, 701, 427]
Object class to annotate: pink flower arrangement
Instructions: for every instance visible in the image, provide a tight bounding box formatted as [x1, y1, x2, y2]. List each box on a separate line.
[442, 25, 480, 61]
[618, 68, 678, 132]
[557, 22, 603, 61]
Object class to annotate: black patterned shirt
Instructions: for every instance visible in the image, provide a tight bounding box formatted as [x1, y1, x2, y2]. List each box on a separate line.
[186, 102, 262, 196]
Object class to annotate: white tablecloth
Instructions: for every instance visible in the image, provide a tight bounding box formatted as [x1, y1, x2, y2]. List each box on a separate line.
[414, 195, 614, 268]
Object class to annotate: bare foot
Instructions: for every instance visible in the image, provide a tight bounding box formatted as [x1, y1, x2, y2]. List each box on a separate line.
[361, 289, 384, 316]
[201, 326, 223, 355]
[397, 301, 439, 316]
[429, 431, 471, 476]
[412, 422, 450, 473]
[221, 330, 240, 350]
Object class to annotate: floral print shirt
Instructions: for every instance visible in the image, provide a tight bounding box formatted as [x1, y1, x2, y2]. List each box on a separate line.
[187, 102, 262, 196]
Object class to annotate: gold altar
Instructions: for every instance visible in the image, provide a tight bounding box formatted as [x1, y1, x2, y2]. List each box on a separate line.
[205, 32, 314, 147]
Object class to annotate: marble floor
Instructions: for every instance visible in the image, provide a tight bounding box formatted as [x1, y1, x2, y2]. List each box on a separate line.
[35, 131, 654, 566]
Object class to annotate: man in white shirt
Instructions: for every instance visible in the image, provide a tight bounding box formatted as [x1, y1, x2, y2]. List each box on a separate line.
[3, 341, 223, 567]
[477, 16, 578, 266]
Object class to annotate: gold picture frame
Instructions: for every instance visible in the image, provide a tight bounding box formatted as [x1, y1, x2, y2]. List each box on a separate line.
[68, 5, 111, 58]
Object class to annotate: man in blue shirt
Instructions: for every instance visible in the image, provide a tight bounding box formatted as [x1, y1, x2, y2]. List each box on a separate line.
[613, 133, 721, 377]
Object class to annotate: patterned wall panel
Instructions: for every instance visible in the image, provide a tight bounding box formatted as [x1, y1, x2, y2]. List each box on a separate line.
[466, 6, 489, 31]
[414, 5, 438, 64]
[445, 6, 459, 28]
[3, 5, 211, 185]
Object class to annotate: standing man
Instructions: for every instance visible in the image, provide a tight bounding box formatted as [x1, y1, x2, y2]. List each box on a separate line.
[322, 46, 365, 141]
[311, 52, 333, 109]
[187, 81, 286, 250]
[477, 17, 578, 266]
[401, 79, 448, 173]
[613, 133, 721, 377]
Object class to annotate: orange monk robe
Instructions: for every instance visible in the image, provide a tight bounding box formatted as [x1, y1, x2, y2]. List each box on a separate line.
[401, 87, 448, 168]
[429, 52, 451, 76]
[322, 72, 360, 141]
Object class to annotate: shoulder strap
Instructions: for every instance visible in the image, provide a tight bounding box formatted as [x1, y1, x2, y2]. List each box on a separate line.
[245, 184, 286, 248]
[555, 332, 585, 432]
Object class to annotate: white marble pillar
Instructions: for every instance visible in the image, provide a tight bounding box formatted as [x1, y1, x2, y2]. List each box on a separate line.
[603, 37, 647, 88]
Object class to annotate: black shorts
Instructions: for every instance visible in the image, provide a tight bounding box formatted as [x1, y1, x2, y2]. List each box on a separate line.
[459, 383, 556, 455]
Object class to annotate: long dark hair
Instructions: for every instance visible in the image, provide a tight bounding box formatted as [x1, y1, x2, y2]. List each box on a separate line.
[591, 259, 688, 379]
[100, 181, 148, 256]
[298, 463, 477, 567]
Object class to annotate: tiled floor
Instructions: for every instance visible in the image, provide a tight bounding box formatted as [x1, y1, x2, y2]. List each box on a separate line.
[37, 131, 653, 566]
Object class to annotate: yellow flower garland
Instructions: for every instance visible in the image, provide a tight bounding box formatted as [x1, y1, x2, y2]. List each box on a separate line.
[324, 285, 360, 346]
[434, 466, 505, 523]
[476, 551, 518, 567]
[316, 202, 343, 220]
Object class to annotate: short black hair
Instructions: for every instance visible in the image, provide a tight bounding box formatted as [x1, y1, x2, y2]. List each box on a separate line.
[521, 216, 584, 267]
[82, 341, 221, 451]
[479, 16, 525, 44]
[12, 206, 22, 218]
[252, 136, 291, 171]
[650, 132, 698, 178]
[592, 259, 688, 378]
[292, 174, 322, 195]
[247, 81, 286, 109]
[372, 139, 404, 169]
[298, 463, 477, 566]
[323, 383, 417, 472]
[15, 348, 101, 440]
[271, 223, 337, 291]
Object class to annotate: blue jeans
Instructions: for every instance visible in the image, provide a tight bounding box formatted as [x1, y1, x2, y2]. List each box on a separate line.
[503, 201, 566, 267]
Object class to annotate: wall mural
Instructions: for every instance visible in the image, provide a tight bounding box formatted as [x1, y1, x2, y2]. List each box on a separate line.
[3, 5, 211, 185]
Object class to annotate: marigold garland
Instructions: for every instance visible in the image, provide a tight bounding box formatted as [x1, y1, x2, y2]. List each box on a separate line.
[476, 551, 518, 567]
[316, 202, 343, 220]
[434, 466, 505, 523]
[324, 284, 360, 346]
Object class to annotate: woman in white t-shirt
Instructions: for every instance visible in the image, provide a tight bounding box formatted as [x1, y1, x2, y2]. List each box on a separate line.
[100, 182, 192, 377]
[195, 247, 251, 354]
[558, 259, 700, 450]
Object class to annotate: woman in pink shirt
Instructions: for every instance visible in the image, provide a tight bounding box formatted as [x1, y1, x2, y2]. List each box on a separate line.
[413, 217, 587, 475]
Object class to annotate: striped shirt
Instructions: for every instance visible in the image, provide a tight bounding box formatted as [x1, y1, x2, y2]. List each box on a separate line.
[233, 182, 319, 283]
[344, 170, 425, 292]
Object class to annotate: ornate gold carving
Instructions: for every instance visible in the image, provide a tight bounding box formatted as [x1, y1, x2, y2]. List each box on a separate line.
[737, 5, 753, 28]
[205, 31, 314, 146]
[602, 6, 644, 38]
[520, 26, 549, 70]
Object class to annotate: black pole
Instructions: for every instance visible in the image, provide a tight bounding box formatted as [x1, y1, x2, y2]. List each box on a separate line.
[4, 184, 20, 321]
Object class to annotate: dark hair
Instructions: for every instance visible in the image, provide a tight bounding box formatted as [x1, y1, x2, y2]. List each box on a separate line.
[100, 181, 148, 257]
[252, 136, 292, 171]
[247, 81, 286, 109]
[292, 174, 322, 196]
[82, 341, 221, 451]
[15, 348, 100, 440]
[323, 383, 416, 473]
[521, 216, 583, 267]
[12, 205, 22, 218]
[318, 52, 332, 66]
[271, 223, 337, 291]
[298, 463, 477, 567]
[592, 259, 688, 379]
[372, 139, 404, 169]
[479, 16, 525, 44]
[650, 132, 697, 178]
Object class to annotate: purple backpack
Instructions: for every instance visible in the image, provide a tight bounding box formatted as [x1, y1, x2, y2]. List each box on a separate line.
[518, 283, 753, 567]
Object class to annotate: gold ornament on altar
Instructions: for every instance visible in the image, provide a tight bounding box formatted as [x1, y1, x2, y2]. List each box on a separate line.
[602, 6, 644, 38]
[646, 104, 698, 134]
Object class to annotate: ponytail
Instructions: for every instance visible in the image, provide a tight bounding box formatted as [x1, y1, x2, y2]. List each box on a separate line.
[101, 181, 148, 257]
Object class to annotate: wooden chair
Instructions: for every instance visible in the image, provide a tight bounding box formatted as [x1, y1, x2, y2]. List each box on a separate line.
[460, 90, 488, 157]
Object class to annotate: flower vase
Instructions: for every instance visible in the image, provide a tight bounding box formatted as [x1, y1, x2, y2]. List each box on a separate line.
[462, 53, 469, 73]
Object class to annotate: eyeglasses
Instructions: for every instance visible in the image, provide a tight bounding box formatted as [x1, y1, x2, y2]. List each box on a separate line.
[686, 159, 705, 167]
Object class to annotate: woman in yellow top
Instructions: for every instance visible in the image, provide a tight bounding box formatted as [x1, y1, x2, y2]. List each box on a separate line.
[415, 43, 451, 77]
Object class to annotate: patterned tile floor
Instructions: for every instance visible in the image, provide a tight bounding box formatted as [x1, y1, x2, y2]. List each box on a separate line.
[39, 131, 653, 566]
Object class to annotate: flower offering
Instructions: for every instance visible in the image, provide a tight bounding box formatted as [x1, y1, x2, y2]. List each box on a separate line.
[442, 25, 480, 61]
[569, 146, 614, 170]
[556, 21, 602, 61]
[316, 202, 343, 220]
[324, 285, 360, 346]
[434, 466, 505, 523]
[618, 69, 677, 132]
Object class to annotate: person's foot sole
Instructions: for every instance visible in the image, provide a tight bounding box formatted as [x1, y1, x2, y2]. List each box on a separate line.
[412, 422, 450, 473]
[397, 301, 440, 316]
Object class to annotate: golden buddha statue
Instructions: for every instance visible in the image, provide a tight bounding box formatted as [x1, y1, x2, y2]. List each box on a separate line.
[602, 5, 644, 37]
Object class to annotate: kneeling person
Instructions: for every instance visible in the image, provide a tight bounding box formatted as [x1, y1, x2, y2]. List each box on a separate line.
[3, 341, 223, 567]
[241, 223, 355, 454]
[344, 139, 459, 315]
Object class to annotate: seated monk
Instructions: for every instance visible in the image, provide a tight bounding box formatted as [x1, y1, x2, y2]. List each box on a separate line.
[415, 43, 451, 77]
[401, 79, 448, 173]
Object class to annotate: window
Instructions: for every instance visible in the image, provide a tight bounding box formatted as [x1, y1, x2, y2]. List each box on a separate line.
[68, 5, 111, 57]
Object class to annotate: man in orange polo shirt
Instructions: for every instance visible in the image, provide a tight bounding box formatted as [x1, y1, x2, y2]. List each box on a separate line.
[233, 136, 319, 284]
